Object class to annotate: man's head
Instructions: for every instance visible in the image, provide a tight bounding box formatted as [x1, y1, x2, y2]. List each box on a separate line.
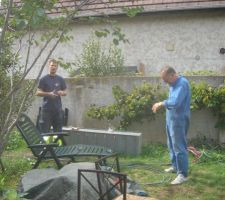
[160, 66, 178, 85]
[48, 59, 58, 76]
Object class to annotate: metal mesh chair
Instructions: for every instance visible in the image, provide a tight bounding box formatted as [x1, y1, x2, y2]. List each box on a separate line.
[77, 168, 127, 200]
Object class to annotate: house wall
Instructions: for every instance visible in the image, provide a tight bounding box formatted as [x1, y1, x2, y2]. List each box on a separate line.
[21, 9, 225, 79]
[27, 76, 225, 144]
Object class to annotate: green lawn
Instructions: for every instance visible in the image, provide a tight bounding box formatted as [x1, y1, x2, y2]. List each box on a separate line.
[120, 145, 225, 200]
[0, 137, 225, 200]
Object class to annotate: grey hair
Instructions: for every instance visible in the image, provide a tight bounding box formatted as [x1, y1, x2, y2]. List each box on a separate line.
[160, 66, 176, 76]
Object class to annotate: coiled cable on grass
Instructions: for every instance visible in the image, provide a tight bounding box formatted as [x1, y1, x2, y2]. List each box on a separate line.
[116, 162, 174, 186]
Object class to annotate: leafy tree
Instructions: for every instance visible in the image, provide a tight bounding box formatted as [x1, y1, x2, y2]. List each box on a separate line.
[0, 0, 144, 160]
[0, 0, 97, 158]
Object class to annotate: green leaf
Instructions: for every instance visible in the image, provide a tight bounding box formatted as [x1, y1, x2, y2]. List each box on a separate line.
[113, 38, 119, 45]
[16, 19, 28, 30]
[36, 8, 45, 17]
[95, 30, 108, 38]
[123, 6, 144, 18]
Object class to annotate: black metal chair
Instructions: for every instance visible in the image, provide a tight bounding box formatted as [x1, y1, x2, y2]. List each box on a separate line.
[77, 153, 126, 200]
[77, 169, 127, 200]
[16, 113, 113, 169]
[95, 153, 121, 173]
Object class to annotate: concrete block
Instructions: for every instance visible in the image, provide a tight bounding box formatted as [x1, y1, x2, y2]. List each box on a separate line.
[63, 128, 142, 156]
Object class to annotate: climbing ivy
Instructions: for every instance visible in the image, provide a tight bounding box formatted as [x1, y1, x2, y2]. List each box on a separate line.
[87, 81, 225, 131]
[87, 83, 166, 130]
[191, 82, 225, 129]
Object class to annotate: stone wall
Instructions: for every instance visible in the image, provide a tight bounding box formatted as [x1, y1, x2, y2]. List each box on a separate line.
[20, 9, 225, 79]
[27, 75, 225, 144]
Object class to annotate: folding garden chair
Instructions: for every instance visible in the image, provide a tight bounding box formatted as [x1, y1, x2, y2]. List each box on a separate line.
[16, 113, 113, 169]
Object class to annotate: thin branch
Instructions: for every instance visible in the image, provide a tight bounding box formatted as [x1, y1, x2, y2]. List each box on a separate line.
[0, 0, 13, 53]
[0, 28, 59, 107]
[0, 32, 23, 137]
[2, 70, 14, 141]
[24, 29, 35, 73]
[0, 0, 93, 107]
[1, 35, 23, 136]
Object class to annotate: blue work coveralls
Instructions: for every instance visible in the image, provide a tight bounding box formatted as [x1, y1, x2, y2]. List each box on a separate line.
[163, 76, 191, 177]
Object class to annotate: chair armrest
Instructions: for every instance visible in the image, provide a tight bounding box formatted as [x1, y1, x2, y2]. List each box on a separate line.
[96, 153, 118, 162]
[41, 132, 69, 137]
[28, 143, 58, 148]
[95, 153, 120, 172]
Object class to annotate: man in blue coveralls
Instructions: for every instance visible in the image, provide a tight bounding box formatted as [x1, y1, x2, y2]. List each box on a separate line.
[152, 66, 191, 185]
[36, 59, 67, 133]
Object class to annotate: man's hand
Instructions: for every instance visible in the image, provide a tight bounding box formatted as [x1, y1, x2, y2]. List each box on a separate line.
[49, 91, 58, 98]
[57, 90, 66, 96]
[152, 102, 163, 113]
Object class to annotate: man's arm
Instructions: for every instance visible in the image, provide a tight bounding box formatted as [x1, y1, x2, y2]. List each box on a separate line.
[36, 88, 58, 97]
[164, 84, 186, 110]
[152, 84, 186, 113]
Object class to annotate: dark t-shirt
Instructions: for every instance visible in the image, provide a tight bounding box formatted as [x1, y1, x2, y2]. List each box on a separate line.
[38, 74, 67, 111]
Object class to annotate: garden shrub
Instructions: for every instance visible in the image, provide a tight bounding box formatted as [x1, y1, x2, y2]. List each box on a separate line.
[87, 81, 225, 130]
[70, 36, 126, 77]
[87, 83, 166, 130]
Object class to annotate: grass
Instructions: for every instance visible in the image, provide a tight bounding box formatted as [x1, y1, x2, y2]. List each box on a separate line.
[120, 145, 225, 200]
[0, 132, 225, 200]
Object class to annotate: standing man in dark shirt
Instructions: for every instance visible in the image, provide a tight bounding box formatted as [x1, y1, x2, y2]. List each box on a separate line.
[36, 59, 67, 133]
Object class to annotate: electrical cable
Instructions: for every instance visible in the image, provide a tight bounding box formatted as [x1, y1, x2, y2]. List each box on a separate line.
[111, 162, 174, 186]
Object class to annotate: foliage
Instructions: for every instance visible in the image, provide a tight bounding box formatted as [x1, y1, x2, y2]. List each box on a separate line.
[1, 189, 26, 200]
[5, 130, 26, 151]
[0, 155, 32, 199]
[87, 83, 166, 130]
[122, 6, 144, 18]
[95, 26, 129, 46]
[183, 70, 220, 76]
[70, 36, 126, 77]
[59, 17, 130, 72]
[87, 81, 225, 131]
[11, 0, 49, 30]
[141, 143, 167, 158]
[0, 0, 74, 157]
[198, 147, 225, 163]
[0, 77, 35, 132]
[191, 82, 225, 129]
[190, 82, 212, 110]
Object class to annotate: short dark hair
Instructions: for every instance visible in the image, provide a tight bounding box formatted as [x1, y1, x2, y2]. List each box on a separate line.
[48, 58, 58, 65]
[161, 66, 176, 76]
